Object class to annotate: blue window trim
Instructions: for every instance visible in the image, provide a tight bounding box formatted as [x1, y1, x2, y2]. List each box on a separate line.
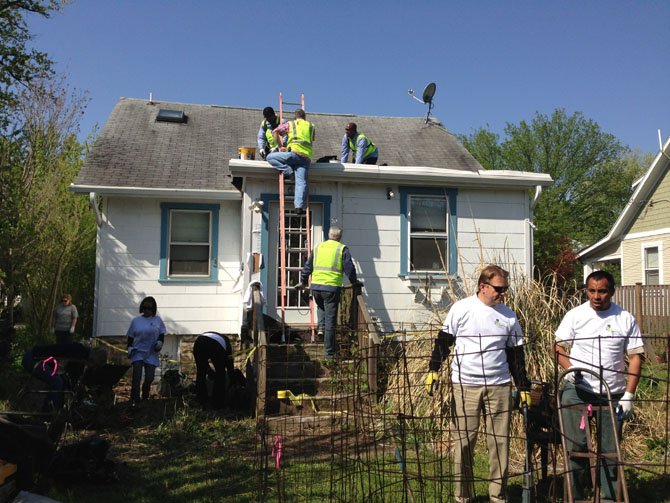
[399, 187, 457, 277]
[258, 194, 332, 308]
[159, 202, 220, 283]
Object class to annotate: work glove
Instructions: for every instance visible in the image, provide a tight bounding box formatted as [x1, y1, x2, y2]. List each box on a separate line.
[127, 346, 136, 359]
[564, 367, 583, 385]
[519, 390, 532, 408]
[617, 391, 635, 420]
[270, 147, 279, 154]
[425, 371, 439, 396]
[294, 282, 306, 291]
[154, 340, 163, 352]
[351, 280, 364, 289]
[69, 326, 75, 334]
[258, 149, 266, 160]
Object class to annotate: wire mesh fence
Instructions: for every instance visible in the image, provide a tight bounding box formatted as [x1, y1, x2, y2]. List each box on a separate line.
[254, 327, 670, 502]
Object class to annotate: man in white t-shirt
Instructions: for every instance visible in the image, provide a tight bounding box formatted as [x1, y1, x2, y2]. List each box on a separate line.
[425, 264, 531, 503]
[555, 270, 644, 502]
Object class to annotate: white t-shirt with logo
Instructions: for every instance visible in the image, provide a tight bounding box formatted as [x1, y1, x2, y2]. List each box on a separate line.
[555, 301, 644, 394]
[441, 295, 524, 386]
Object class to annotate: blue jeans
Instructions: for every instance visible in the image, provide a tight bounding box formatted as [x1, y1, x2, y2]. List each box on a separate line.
[131, 360, 156, 402]
[266, 151, 310, 209]
[312, 289, 340, 359]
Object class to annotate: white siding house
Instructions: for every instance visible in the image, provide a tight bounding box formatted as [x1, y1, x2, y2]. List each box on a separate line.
[71, 97, 552, 359]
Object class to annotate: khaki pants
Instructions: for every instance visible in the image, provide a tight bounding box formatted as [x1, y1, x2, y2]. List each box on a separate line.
[451, 383, 512, 503]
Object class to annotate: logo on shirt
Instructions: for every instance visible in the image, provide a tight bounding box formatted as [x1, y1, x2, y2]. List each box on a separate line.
[605, 324, 622, 336]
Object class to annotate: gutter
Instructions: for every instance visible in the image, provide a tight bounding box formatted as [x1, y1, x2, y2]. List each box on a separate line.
[228, 160, 553, 189]
[69, 183, 242, 200]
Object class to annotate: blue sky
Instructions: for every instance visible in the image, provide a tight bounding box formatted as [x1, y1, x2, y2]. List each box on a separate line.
[29, 1, 668, 154]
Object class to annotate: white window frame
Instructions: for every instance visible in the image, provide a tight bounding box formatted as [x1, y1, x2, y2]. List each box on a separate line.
[160, 203, 219, 282]
[641, 242, 662, 285]
[399, 187, 457, 277]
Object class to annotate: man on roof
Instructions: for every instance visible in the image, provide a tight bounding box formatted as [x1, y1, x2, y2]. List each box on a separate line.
[340, 122, 378, 165]
[266, 109, 315, 215]
[257, 106, 284, 160]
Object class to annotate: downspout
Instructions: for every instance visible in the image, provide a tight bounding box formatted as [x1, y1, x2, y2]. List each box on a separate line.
[525, 185, 543, 277]
[89, 192, 103, 227]
[88, 192, 102, 338]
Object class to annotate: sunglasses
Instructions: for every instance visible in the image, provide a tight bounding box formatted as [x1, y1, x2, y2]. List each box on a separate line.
[485, 283, 509, 294]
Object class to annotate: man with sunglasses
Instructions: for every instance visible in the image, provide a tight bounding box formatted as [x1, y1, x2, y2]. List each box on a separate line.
[425, 264, 531, 503]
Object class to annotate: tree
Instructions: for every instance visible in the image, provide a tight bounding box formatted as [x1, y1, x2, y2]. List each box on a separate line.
[0, 77, 93, 339]
[0, 0, 63, 123]
[458, 109, 647, 282]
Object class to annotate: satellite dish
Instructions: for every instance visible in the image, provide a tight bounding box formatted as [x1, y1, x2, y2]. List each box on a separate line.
[408, 81, 437, 123]
[422, 82, 436, 104]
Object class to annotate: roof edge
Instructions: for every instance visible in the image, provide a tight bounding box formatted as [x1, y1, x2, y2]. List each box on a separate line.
[69, 184, 242, 200]
[578, 136, 670, 259]
[228, 160, 553, 188]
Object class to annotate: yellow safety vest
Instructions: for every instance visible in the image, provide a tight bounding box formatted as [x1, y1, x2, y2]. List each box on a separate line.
[261, 119, 278, 149]
[348, 132, 376, 160]
[287, 119, 315, 159]
[312, 240, 345, 287]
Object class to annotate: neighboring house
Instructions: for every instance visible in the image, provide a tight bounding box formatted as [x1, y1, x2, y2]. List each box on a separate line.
[579, 137, 670, 284]
[71, 97, 552, 356]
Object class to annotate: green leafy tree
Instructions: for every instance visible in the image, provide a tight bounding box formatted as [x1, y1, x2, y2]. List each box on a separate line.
[0, 77, 93, 340]
[0, 0, 64, 126]
[458, 109, 647, 282]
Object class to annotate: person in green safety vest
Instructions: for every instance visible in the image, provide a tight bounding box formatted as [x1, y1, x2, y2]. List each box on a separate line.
[295, 225, 362, 360]
[266, 109, 315, 214]
[257, 107, 284, 159]
[340, 122, 378, 164]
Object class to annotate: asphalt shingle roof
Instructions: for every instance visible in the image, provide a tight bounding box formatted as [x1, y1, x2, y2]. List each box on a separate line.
[76, 98, 482, 191]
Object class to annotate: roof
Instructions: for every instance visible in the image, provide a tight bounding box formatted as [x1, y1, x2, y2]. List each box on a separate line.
[74, 97, 484, 193]
[578, 136, 670, 260]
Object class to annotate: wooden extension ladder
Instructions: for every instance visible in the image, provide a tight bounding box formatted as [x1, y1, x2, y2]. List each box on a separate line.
[277, 92, 315, 343]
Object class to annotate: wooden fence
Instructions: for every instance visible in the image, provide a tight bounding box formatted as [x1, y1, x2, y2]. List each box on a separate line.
[613, 283, 670, 336]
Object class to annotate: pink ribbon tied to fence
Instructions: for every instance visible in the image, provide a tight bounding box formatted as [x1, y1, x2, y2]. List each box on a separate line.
[42, 356, 58, 377]
[272, 435, 283, 470]
[579, 403, 594, 430]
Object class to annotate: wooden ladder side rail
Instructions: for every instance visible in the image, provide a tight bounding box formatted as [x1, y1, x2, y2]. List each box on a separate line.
[556, 367, 629, 503]
[252, 284, 269, 418]
[278, 173, 287, 343]
[279, 92, 305, 122]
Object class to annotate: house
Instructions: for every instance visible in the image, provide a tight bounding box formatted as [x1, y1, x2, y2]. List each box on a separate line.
[71, 97, 552, 358]
[579, 137, 670, 284]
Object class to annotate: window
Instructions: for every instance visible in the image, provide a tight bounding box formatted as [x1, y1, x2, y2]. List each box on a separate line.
[400, 187, 457, 276]
[644, 246, 659, 285]
[156, 109, 187, 123]
[160, 203, 219, 281]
